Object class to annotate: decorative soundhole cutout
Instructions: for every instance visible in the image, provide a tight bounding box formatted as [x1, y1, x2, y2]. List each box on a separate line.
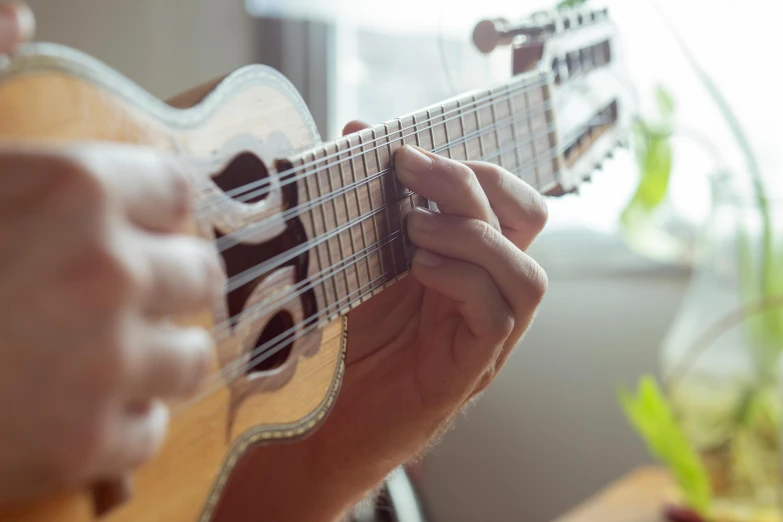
[197, 142, 322, 440]
[248, 311, 294, 373]
[212, 152, 270, 204]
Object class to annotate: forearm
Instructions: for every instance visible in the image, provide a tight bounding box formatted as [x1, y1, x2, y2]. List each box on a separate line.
[212, 426, 390, 522]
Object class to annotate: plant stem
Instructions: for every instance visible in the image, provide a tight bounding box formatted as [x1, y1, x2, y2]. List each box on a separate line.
[653, 7, 773, 294]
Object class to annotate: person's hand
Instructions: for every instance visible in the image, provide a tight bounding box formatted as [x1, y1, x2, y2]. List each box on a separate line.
[0, 143, 223, 505]
[0, 1, 34, 54]
[214, 122, 548, 522]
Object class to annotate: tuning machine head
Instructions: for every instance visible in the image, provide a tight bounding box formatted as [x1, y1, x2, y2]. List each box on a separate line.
[472, 11, 556, 54]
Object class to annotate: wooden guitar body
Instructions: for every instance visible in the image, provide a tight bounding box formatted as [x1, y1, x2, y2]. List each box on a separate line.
[0, 43, 347, 522]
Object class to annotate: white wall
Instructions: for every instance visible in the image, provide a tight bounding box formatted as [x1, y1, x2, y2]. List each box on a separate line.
[26, 0, 257, 100]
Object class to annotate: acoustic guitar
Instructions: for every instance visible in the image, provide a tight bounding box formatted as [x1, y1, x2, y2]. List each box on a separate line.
[0, 6, 629, 522]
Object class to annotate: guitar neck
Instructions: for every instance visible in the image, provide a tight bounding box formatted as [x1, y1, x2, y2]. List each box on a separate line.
[278, 69, 564, 322]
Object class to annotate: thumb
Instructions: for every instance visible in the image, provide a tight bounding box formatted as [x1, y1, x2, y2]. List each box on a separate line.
[341, 120, 370, 137]
[0, 2, 35, 55]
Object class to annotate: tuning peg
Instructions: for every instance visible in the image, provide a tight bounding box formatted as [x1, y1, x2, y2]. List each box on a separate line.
[472, 19, 515, 54]
[472, 12, 555, 54]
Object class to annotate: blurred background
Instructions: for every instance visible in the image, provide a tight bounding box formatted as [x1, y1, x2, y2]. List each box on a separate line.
[22, 0, 782, 520]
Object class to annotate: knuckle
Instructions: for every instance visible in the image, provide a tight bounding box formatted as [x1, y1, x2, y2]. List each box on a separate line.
[174, 330, 212, 396]
[523, 258, 548, 304]
[75, 241, 148, 309]
[473, 219, 500, 250]
[497, 312, 516, 340]
[447, 161, 479, 196]
[527, 192, 549, 232]
[54, 413, 105, 482]
[49, 152, 108, 216]
[480, 162, 507, 192]
[166, 160, 192, 223]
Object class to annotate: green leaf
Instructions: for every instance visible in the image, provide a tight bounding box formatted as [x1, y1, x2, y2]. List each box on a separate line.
[556, 0, 588, 9]
[619, 375, 712, 516]
[656, 86, 676, 120]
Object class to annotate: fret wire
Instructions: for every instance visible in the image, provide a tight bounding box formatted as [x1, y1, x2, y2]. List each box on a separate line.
[458, 98, 468, 160]
[326, 142, 351, 304]
[221, 135, 563, 344]
[426, 108, 437, 212]
[349, 135, 374, 298]
[527, 88, 542, 189]
[475, 94, 486, 161]
[442, 105, 453, 160]
[378, 124, 400, 282]
[337, 140, 361, 298]
[507, 83, 524, 176]
[411, 113, 421, 209]
[315, 149, 341, 317]
[544, 82, 561, 184]
[196, 76, 550, 216]
[223, 108, 557, 290]
[215, 99, 553, 256]
[393, 119, 411, 270]
[360, 131, 387, 291]
[302, 152, 326, 312]
[489, 91, 502, 168]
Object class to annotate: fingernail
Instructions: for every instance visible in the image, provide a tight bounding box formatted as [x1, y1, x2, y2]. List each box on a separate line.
[14, 2, 35, 41]
[415, 249, 443, 268]
[0, 2, 35, 50]
[187, 329, 213, 394]
[397, 145, 433, 174]
[409, 207, 441, 232]
[206, 253, 226, 300]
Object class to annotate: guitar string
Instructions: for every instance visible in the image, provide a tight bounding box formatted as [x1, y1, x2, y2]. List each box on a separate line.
[174, 112, 617, 414]
[220, 121, 557, 294]
[193, 74, 548, 212]
[171, 266, 395, 416]
[214, 104, 615, 296]
[189, 110, 618, 403]
[218, 143, 557, 341]
[213, 112, 556, 259]
[183, 138, 566, 405]
[192, 75, 550, 217]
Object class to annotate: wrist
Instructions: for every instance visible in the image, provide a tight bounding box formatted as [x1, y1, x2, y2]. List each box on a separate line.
[211, 431, 375, 522]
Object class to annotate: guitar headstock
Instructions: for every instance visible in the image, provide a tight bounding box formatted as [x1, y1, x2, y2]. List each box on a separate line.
[474, 6, 630, 195]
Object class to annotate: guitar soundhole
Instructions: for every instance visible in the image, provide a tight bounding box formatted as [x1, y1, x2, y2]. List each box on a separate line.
[247, 311, 295, 374]
[212, 152, 270, 204]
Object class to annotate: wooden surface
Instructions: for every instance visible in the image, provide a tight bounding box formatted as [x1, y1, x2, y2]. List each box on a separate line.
[554, 467, 675, 522]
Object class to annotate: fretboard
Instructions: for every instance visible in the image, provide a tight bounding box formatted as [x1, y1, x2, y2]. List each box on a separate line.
[283, 69, 561, 323]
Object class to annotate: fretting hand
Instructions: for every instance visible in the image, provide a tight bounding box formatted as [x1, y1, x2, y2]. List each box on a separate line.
[215, 121, 548, 522]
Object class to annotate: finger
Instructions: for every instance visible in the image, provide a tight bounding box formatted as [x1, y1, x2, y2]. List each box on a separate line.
[464, 161, 548, 250]
[395, 145, 497, 227]
[412, 248, 513, 352]
[122, 323, 213, 399]
[342, 120, 371, 136]
[0, 2, 35, 54]
[85, 399, 169, 480]
[133, 230, 224, 315]
[77, 144, 193, 233]
[407, 207, 547, 324]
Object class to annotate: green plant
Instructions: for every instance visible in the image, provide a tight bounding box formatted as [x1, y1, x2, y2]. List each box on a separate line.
[616, 6, 783, 521]
[619, 86, 675, 233]
[620, 376, 713, 517]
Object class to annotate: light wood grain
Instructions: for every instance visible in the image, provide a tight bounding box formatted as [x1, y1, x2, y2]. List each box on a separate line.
[553, 467, 675, 522]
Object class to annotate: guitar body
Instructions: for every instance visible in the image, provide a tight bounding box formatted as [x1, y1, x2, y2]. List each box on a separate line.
[0, 44, 347, 522]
